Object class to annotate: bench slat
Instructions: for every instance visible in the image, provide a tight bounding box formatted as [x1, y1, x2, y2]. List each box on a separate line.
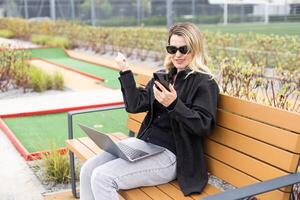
[119, 188, 153, 200]
[206, 156, 290, 200]
[205, 139, 288, 180]
[217, 109, 300, 154]
[66, 139, 95, 161]
[205, 139, 291, 192]
[157, 183, 195, 200]
[78, 137, 103, 154]
[209, 126, 299, 172]
[129, 112, 147, 123]
[140, 186, 174, 200]
[138, 74, 151, 87]
[126, 118, 141, 134]
[219, 95, 300, 134]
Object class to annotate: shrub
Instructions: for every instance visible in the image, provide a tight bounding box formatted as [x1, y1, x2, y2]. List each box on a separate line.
[29, 67, 48, 92]
[0, 29, 15, 38]
[31, 34, 51, 45]
[52, 72, 64, 90]
[41, 146, 70, 184]
[46, 36, 71, 49]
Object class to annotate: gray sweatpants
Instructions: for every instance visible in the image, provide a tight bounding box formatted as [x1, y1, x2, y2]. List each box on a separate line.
[80, 138, 177, 200]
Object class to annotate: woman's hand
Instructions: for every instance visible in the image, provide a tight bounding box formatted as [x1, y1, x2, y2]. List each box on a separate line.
[115, 52, 129, 72]
[153, 81, 177, 107]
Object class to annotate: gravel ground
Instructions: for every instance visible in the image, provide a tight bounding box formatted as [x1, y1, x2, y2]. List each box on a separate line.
[0, 37, 40, 49]
[0, 84, 71, 100]
[27, 159, 82, 194]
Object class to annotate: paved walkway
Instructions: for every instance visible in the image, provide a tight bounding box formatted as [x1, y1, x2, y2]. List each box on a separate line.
[0, 89, 123, 116]
[0, 129, 45, 200]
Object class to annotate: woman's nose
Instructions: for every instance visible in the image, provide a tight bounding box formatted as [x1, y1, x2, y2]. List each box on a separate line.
[175, 50, 182, 57]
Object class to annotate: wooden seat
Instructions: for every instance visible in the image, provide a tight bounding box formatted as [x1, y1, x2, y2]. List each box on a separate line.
[66, 74, 300, 200]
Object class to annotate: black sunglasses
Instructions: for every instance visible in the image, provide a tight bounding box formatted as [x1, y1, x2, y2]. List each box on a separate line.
[166, 45, 189, 54]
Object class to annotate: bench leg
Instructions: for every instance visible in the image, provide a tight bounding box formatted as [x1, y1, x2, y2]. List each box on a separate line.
[69, 151, 80, 198]
[129, 130, 135, 137]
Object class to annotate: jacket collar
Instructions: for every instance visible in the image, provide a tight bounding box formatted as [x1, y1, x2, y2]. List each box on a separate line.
[169, 67, 193, 80]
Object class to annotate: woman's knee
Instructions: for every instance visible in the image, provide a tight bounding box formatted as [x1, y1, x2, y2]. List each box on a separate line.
[91, 167, 117, 190]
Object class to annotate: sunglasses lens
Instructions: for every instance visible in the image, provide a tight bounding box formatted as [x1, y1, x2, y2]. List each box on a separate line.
[179, 46, 188, 54]
[166, 46, 189, 54]
[166, 46, 177, 54]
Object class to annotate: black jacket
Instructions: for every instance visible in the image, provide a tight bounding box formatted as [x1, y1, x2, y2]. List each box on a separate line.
[118, 69, 219, 196]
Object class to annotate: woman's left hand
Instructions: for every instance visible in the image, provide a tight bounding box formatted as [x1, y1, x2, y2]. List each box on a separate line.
[153, 81, 177, 107]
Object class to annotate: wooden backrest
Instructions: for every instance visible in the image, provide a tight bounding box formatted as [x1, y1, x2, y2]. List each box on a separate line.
[126, 74, 300, 200]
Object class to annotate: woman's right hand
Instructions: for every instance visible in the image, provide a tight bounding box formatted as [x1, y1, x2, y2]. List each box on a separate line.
[115, 52, 130, 72]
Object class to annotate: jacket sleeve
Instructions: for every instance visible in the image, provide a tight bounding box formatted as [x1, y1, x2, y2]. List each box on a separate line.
[118, 70, 153, 113]
[168, 78, 219, 136]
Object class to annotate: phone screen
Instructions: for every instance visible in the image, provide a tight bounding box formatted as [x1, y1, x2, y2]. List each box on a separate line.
[153, 72, 169, 91]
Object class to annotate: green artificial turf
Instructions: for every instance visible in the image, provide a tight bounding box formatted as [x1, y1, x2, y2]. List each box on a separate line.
[200, 22, 300, 36]
[3, 109, 128, 153]
[29, 48, 121, 89]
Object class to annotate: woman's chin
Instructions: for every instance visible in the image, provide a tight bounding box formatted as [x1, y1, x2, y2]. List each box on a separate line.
[174, 65, 187, 71]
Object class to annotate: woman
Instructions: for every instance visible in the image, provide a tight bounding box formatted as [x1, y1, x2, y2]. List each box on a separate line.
[80, 22, 219, 200]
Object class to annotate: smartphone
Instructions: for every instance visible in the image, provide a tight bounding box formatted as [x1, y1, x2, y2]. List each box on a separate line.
[153, 72, 170, 91]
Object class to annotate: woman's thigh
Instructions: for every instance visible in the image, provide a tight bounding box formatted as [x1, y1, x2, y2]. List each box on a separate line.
[92, 148, 177, 190]
[81, 151, 117, 174]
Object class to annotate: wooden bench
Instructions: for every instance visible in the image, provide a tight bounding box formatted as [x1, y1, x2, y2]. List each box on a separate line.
[66, 74, 300, 200]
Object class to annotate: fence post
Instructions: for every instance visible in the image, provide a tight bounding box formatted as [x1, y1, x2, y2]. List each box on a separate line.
[264, 2, 269, 24]
[50, 0, 56, 20]
[91, 0, 96, 26]
[70, 0, 75, 20]
[192, 0, 195, 23]
[166, 0, 173, 28]
[24, 0, 28, 19]
[137, 0, 141, 26]
[223, 2, 228, 25]
[284, 0, 288, 22]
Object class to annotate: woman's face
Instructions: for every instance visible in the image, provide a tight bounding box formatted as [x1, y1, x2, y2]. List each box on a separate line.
[169, 34, 193, 72]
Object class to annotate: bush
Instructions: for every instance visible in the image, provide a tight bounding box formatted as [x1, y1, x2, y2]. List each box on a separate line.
[46, 36, 71, 49]
[52, 72, 64, 90]
[31, 34, 51, 45]
[29, 67, 48, 92]
[0, 29, 15, 38]
[32, 34, 71, 49]
[41, 146, 70, 184]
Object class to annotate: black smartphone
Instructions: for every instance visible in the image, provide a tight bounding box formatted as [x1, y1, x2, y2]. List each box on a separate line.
[153, 72, 170, 91]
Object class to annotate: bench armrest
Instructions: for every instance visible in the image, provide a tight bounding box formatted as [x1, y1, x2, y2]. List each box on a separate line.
[67, 105, 125, 140]
[202, 173, 300, 200]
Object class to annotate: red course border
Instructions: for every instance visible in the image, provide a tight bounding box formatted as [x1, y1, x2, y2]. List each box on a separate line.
[0, 101, 124, 161]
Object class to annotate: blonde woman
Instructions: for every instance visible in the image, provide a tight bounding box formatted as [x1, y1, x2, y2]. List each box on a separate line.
[80, 22, 219, 200]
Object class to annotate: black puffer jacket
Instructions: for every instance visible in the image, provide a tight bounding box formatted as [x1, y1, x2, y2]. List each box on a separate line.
[118, 68, 219, 196]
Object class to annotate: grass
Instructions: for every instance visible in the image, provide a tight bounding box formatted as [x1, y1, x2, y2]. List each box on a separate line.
[3, 109, 128, 153]
[199, 22, 300, 36]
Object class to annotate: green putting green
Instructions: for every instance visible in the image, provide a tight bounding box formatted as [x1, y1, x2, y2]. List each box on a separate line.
[4, 109, 129, 153]
[29, 48, 121, 89]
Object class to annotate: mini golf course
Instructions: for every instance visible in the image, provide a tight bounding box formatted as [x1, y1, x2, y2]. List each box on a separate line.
[3, 109, 128, 153]
[1, 47, 132, 159]
[28, 48, 121, 89]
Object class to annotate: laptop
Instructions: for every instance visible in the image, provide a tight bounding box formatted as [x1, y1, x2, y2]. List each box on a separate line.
[78, 124, 165, 162]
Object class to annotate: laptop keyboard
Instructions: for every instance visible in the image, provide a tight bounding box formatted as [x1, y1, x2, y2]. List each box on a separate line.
[117, 143, 148, 160]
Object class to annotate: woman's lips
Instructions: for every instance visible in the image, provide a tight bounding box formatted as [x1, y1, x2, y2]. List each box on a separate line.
[175, 59, 184, 64]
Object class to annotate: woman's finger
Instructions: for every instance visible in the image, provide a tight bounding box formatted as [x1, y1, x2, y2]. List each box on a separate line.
[154, 81, 168, 93]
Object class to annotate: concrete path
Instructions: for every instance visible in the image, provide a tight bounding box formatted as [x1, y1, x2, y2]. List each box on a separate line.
[0, 89, 123, 116]
[0, 129, 45, 200]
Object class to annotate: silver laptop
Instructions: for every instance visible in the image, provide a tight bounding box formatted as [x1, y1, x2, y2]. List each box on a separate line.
[78, 124, 165, 162]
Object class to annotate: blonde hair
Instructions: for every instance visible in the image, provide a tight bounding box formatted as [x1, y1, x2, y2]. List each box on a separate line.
[163, 22, 212, 77]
